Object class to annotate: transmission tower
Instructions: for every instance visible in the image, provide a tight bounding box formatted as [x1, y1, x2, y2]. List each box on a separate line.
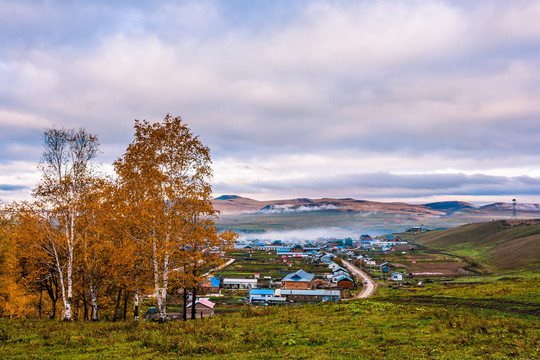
[512, 199, 517, 219]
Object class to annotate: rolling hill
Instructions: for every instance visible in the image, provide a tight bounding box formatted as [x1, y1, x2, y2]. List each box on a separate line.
[411, 219, 540, 274]
[213, 195, 471, 216]
[214, 195, 540, 217]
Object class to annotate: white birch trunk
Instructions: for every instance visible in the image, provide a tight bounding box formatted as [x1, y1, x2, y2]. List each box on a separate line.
[89, 282, 98, 321]
[152, 240, 166, 321]
[64, 211, 74, 321]
[133, 287, 140, 321]
[53, 243, 68, 320]
[162, 251, 169, 317]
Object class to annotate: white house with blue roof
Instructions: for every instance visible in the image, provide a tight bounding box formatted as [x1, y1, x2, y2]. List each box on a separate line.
[249, 288, 274, 302]
[248, 289, 287, 305]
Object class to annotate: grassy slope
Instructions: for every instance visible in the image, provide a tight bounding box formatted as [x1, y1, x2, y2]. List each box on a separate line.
[410, 220, 540, 274]
[1, 279, 538, 359]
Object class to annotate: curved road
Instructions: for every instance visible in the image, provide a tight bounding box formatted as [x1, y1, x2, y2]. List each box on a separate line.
[342, 259, 377, 299]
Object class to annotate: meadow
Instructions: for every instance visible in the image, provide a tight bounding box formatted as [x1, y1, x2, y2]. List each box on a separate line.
[1, 277, 538, 359]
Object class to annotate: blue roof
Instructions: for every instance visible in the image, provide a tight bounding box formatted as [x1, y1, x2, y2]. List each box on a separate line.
[210, 277, 220, 287]
[281, 269, 314, 282]
[249, 289, 274, 296]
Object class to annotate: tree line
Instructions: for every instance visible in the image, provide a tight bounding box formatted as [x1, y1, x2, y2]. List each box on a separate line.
[0, 115, 237, 322]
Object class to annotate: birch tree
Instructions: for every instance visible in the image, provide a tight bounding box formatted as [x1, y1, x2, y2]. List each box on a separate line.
[76, 178, 114, 321]
[114, 114, 235, 322]
[33, 128, 100, 321]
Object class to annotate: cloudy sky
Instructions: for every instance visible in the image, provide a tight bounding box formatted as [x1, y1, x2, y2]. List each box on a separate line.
[1, 0, 540, 204]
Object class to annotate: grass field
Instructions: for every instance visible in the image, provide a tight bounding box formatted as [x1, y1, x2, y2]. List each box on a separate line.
[1, 277, 538, 359]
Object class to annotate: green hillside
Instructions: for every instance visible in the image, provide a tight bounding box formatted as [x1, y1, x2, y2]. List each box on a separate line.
[410, 219, 540, 274]
[1, 278, 538, 359]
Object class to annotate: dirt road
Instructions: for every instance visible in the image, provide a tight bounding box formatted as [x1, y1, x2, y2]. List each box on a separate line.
[342, 259, 376, 298]
[203, 258, 235, 276]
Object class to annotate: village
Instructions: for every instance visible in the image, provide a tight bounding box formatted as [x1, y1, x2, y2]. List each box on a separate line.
[148, 232, 442, 320]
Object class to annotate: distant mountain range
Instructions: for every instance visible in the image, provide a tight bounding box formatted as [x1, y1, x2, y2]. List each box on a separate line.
[213, 195, 540, 217]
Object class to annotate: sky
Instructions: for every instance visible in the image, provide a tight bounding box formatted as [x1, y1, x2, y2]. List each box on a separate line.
[1, 0, 540, 204]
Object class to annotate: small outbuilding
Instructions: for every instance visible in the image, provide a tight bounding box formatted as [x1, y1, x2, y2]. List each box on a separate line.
[186, 298, 215, 318]
[391, 272, 403, 281]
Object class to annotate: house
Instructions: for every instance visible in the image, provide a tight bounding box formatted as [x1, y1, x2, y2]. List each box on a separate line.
[257, 245, 283, 251]
[290, 244, 304, 253]
[249, 288, 275, 302]
[233, 244, 253, 251]
[332, 270, 349, 280]
[391, 272, 403, 281]
[281, 269, 315, 290]
[280, 289, 340, 303]
[379, 262, 395, 273]
[331, 271, 349, 281]
[276, 248, 292, 256]
[222, 278, 258, 289]
[328, 262, 340, 270]
[201, 276, 221, 294]
[186, 298, 215, 318]
[249, 289, 287, 305]
[335, 275, 355, 288]
[332, 266, 348, 274]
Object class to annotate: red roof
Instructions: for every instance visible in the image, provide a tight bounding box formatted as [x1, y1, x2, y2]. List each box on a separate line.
[187, 298, 215, 309]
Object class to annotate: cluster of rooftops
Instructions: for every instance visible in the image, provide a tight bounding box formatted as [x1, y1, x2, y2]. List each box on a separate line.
[234, 234, 408, 254]
[204, 257, 357, 305]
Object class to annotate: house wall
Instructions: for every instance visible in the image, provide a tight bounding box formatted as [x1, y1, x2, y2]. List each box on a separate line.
[337, 280, 354, 288]
[222, 282, 257, 289]
[287, 294, 322, 302]
[281, 280, 313, 290]
[186, 304, 214, 319]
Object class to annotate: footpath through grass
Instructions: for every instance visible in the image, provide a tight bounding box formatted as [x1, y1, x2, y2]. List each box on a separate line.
[1, 277, 538, 359]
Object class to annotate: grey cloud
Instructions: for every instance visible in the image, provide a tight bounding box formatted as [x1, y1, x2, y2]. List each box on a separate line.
[213, 173, 540, 200]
